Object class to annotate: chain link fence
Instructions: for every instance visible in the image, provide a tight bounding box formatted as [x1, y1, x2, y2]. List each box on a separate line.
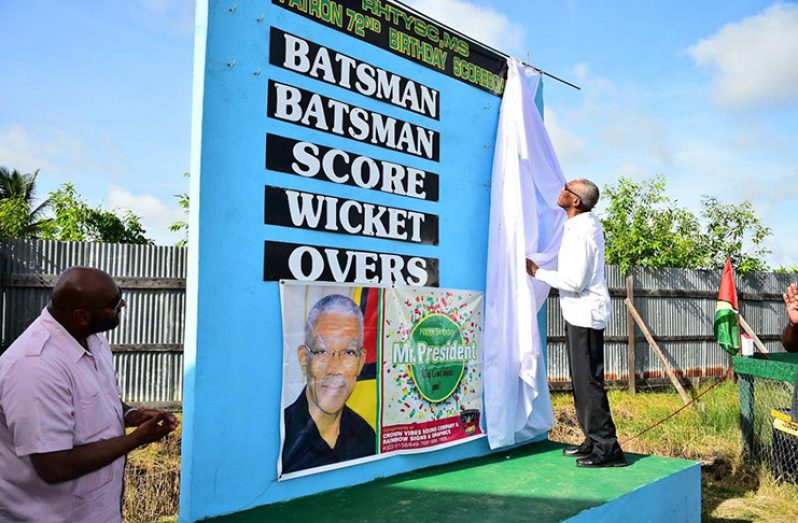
[735, 354, 798, 485]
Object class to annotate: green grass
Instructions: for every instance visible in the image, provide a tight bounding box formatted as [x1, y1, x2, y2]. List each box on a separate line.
[551, 381, 798, 522]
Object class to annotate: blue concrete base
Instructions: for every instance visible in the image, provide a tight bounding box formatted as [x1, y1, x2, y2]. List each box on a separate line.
[566, 461, 701, 522]
[203, 441, 701, 522]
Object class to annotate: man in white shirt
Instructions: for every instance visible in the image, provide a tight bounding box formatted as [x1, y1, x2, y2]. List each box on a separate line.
[526, 179, 627, 468]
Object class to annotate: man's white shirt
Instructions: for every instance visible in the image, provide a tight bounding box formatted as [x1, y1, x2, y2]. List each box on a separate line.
[535, 212, 611, 329]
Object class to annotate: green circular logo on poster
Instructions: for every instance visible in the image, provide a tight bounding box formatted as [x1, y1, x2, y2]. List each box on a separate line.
[409, 314, 466, 403]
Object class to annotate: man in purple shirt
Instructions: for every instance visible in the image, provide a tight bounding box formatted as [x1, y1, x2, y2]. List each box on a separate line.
[0, 267, 179, 522]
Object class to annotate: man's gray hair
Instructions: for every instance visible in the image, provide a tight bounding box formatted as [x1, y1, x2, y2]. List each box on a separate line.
[572, 179, 600, 211]
[304, 294, 363, 348]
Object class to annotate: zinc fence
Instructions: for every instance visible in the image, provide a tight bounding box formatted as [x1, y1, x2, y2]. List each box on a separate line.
[0, 240, 186, 408]
[547, 266, 794, 390]
[2, 240, 795, 404]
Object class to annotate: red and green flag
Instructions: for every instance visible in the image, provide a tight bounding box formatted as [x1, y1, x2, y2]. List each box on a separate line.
[714, 258, 740, 355]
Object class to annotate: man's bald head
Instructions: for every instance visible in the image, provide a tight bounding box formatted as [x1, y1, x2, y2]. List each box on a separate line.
[49, 267, 125, 337]
[51, 267, 118, 311]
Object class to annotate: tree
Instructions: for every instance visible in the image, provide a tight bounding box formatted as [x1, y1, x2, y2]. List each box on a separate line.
[601, 175, 772, 274]
[86, 208, 151, 244]
[0, 166, 38, 200]
[0, 166, 50, 239]
[39, 183, 153, 244]
[168, 172, 190, 247]
[699, 196, 770, 274]
[0, 198, 33, 239]
[601, 176, 704, 273]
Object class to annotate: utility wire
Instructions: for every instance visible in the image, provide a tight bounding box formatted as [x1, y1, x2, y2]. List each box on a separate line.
[392, 0, 581, 91]
[620, 369, 735, 446]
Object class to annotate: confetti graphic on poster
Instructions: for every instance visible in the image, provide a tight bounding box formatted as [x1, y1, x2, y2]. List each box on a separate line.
[380, 287, 484, 452]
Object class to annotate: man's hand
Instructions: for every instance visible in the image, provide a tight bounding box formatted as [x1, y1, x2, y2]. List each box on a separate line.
[131, 412, 178, 446]
[784, 283, 798, 325]
[31, 412, 178, 484]
[526, 258, 539, 277]
[125, 407, 179, 431]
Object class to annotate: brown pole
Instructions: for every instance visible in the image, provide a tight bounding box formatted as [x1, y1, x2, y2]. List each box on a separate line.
[625, 298, 691, 405]
[626, 273, 636, 395]
[739, 314, 769, 354]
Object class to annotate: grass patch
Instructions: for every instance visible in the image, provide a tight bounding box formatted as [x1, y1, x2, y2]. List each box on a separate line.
[123, 414, 182, 523]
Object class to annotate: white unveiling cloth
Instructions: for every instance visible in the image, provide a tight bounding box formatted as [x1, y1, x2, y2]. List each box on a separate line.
[484, 57, 567, 449]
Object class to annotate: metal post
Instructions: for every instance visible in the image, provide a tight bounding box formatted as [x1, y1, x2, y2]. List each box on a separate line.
[738, 373, 755, 462]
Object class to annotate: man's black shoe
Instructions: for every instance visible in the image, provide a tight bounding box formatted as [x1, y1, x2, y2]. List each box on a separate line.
[576, 453, 628, 468]
[562, 442, 593, 457]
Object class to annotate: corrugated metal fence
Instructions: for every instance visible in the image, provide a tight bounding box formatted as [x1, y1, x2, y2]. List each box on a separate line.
[547, 266, 793, 389]
[1, 240, 794, 403]
[0, 240, 186, 407]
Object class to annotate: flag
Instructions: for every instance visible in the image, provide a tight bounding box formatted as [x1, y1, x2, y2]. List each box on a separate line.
[714, 258, 740, 355]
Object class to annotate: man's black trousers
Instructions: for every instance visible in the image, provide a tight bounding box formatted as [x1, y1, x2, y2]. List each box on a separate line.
[565, 321, 623, 459]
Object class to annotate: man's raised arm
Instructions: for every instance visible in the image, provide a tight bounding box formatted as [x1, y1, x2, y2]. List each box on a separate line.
[782, 283, 798, 353]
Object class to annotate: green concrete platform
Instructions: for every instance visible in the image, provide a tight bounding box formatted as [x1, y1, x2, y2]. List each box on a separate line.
[205, 441, 700, 522]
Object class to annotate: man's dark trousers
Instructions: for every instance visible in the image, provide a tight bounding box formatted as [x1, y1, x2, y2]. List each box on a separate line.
[565, 321, 623, 459]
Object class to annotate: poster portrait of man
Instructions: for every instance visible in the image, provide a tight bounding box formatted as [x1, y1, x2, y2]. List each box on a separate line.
[280, 291, 376, 476]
